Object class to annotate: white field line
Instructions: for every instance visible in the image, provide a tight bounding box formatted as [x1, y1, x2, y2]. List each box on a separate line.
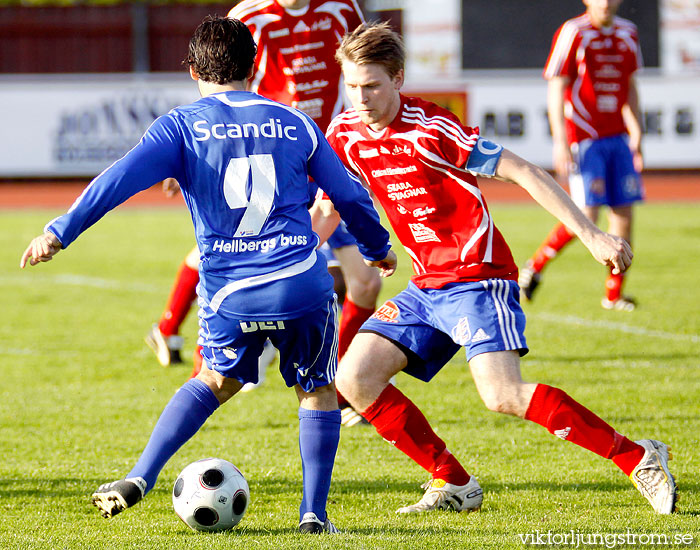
[1, 273, 164, 294]
[531, 311, 700, 344]
[4, 274, 699, 348]
[2, 273, 165, 356]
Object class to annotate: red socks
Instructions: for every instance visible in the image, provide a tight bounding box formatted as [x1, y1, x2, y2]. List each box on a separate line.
[358, 383, 643, 482]
[362, 385, 471, 485]
[337, 298, 375, 359]
[605, 269, 625, 302]
[530, 223, 575, 272]
[525, 384, 644, 475]
[159, 262, 199, 336]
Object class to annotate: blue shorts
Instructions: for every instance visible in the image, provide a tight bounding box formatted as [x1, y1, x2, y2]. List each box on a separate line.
[569, 134, 644, 208]
[327, 221, 357, 250]
[360, 280, 528, 382]
[318, 242, 340, 268]
[197, 296, 338, 393]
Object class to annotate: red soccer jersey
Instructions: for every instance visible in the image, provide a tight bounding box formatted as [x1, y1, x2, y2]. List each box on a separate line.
[326, 95, 518, 289]
[229, 0, 364, 131]
[544, 13, 642, 144]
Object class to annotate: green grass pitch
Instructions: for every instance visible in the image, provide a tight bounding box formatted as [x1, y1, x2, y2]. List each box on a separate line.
[1, 200, 699, 549]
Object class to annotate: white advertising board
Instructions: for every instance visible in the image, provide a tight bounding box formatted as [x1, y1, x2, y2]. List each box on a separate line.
[0, 72, 698, 178]
[406, 72, 700, 170]
[403, 0, 461, 78]
[661, 0, 700, 74]
[0, 74, 199, 178]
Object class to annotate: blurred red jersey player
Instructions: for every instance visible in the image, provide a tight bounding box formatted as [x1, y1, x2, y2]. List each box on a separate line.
[518, 0, 644, 311]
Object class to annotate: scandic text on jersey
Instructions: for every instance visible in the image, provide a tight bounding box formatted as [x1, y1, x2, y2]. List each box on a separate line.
[193, 119, 298, 142]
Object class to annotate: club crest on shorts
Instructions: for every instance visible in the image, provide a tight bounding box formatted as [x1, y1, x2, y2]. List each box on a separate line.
[371, 301, 400, 323]
[451, 316, 471, 345]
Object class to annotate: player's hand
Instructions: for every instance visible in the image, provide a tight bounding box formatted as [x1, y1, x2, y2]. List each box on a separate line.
[365, 250, 397, 278]
[161, 178, 181, 198]
[588, 232, 633, 275]
[20, 232, 63, 268]
[552, 140, 573, 179]
[631, 147, 644, 173]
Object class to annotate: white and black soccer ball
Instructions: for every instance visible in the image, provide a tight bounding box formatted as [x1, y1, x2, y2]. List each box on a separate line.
[172, 458, 249, 532]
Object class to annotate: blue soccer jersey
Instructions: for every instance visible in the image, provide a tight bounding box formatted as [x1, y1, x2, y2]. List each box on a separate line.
[46, 90, 391, 319]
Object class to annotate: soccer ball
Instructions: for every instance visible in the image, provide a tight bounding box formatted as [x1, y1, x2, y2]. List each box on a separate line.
[172, 458, 249, 531]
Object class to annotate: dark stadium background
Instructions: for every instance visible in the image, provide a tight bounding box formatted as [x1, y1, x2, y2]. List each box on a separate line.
[0, 0, 660, 74]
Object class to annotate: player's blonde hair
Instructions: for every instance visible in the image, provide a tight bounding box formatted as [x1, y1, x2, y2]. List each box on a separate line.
[335, 22, 405, 78]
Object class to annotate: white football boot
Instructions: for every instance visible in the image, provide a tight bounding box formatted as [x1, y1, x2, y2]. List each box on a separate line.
[601, 295, 637, 312]
[396, 476, 483, 513]
[145, 324, 183, 367]
[629, 439, 677, 514]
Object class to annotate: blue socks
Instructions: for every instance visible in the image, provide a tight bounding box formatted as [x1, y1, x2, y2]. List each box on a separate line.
[298, 407, 341, 522]
[126, 381, 340, 520]
[128, 379, 220, 493]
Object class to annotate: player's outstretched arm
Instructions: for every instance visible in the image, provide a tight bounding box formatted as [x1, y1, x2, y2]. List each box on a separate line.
[495, 149, 633, 274]
[20, 232, 63, 268]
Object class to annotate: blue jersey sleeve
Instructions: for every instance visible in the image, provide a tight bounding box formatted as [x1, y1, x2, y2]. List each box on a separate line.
[465, 137, 503, 178]
[46, 115, 183, 248]
[307, 127, 391, 262]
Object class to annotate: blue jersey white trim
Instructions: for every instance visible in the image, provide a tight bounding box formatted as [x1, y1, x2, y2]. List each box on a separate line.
[210, 249, 318, 313]
[45, 90, 391, 320]
[212, 94, 320, 155]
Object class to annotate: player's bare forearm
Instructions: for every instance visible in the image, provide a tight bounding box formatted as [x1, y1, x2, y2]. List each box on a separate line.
[309, 197, 341, 246]
[495, 149, 632, 274]
[20, 232, 63, 268]
[623, 80, 644, 173]
[547, 77, 572, 177]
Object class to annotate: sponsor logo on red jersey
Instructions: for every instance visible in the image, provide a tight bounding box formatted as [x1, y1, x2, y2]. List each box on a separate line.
[408, 223, 441, 243]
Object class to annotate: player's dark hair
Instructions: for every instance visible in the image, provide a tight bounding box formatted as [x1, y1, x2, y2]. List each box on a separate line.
[335, 22, 405, 78]
[185, 15, 257, 85]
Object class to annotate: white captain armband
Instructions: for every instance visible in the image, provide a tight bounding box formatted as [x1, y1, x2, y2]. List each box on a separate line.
[465, 137, 503, 177]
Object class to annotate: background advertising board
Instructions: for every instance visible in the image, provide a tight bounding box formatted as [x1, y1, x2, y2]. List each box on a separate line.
[0, 72, 698, 177]
[0, 74, 198, 178]
[406, 73, 700, 170]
